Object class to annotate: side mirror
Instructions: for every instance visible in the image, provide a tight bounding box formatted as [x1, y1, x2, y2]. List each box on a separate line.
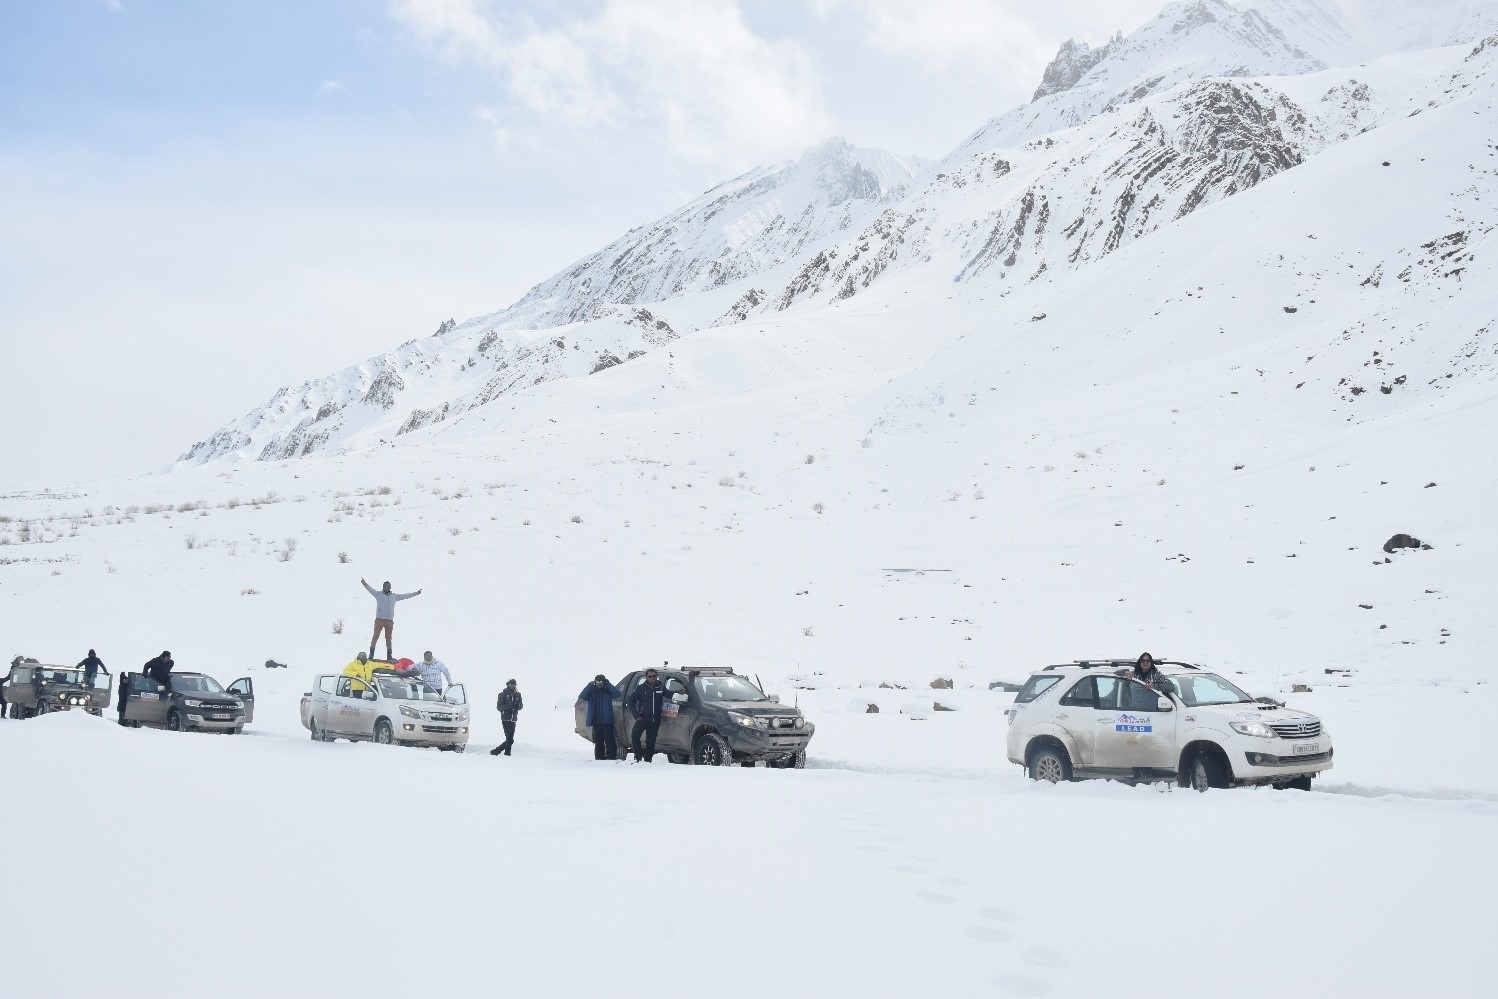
[156, 684, 167, 693]
[1155, 695, 1172, 712]
[671, 693, 688, 704]
[767, 694, 781, 703]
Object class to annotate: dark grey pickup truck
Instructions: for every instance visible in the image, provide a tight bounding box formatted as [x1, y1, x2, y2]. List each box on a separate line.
[575, 667, 813, 767]
[121, 671, 256, 733]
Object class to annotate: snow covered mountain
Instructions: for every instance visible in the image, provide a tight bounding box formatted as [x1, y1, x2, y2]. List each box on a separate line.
[178, 0, 1498, 466]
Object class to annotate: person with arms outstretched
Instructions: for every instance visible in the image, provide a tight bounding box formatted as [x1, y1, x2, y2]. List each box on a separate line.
[361, 578, 421, 660]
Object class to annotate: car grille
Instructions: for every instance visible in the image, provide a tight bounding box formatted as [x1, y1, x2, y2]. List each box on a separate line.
[770, 717, 799, 729]
[421, 725, 458, 734]
[1270, 720, 1321, 740]
[427, 713, 456, 722]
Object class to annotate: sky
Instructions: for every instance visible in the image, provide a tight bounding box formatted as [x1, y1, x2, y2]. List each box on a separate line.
[0, 0, 1166, 487]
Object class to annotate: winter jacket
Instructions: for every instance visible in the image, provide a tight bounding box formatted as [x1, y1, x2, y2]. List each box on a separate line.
[363, 581, 419, 619]
[497, 688, 523, 721]
[78, 654, 109, 676]
[1132, 666, 1174, 693]
[343, 659, 379, 686]
[414, 658, 452, 692]
[628, 680, 670, 723]
[578, 680, 620, 728]
[144, 656, 174, 690]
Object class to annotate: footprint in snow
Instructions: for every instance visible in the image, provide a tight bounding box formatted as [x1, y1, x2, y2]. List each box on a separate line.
[963, 925, 1016, 943]
[978, 906, 1019, 922]
[936, 875, 967, 886]
[993, 973, 1052, 996]
[893, 864, 929, 875]
[913, 890, 956, 905]
[1021, 947, 1068, 968]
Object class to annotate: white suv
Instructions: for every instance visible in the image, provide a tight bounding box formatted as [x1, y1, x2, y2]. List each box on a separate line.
[1005, 660, 1333, 791]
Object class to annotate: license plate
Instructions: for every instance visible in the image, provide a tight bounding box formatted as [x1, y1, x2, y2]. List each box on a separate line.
[213, 713, 232, 720]
[1293, 743, 1320, 755]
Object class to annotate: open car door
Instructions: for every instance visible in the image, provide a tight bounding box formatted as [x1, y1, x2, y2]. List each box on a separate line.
[124, 673, 170, 726]
[227, 677, 255, 725]
[444, 682, 467, 706]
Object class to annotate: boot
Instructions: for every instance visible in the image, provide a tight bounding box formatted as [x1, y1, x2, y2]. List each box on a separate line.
[490, 746, 502, 756]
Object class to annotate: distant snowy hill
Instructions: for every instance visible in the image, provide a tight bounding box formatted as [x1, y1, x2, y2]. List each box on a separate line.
[178, 0, 1498, 466]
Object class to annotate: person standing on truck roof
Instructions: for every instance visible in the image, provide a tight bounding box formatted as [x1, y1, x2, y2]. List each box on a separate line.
[628, 667, 670, 763]
[491, 679, 522, 756]
[415, 651, 452, 693]
[361, 578, 422, 661]
[144, 651, 174, 690]
[578, 674, 621, 761]
[1132, 652, 1173, 693]
[78, 649, 109, 688]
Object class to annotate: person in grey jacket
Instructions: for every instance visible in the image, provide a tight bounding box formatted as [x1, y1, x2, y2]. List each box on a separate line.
[361, 578, 422, 660]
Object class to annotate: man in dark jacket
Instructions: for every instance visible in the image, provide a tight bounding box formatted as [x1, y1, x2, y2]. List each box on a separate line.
[78, 649, 109, 688]
[578, 674, 620, 760]
[144, 651, 175, 691]
[491, 679, 523, 756]
[628, 667, 670, 763]
[116, 674, 130, 726]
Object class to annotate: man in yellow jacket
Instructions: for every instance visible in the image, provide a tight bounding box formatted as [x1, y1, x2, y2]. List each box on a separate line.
[342, 652, 378, 691]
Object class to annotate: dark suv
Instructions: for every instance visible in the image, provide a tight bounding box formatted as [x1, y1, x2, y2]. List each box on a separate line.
[3, 657, 110, 718]
[120, 671, 256, 733]
[575, 667, 814, 767]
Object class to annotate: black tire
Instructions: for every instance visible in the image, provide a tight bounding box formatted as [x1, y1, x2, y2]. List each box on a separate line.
[667, 752, 690, 765]
[692, 731, 733, 766]
[166, 709, 184, 732]
[1028, 744, 1072, 783]
[35, 701, 50, 717]
[451, 743, 466, 754]
[309, 720, 322, 742]
[373, 719, 394, 745]
[1274, 775, 1313, 792]
[1187, 751, 1230, 792]
[768, 750, 806, 769]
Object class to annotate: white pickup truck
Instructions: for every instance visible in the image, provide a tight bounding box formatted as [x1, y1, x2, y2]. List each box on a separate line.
[301, 670, 470, 751]
[1005, 660, 1333, 791]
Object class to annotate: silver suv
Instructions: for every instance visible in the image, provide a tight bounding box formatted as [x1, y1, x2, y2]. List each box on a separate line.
[1005, 659, 1333, 791]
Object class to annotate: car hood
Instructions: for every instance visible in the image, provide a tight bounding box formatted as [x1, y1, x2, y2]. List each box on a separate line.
[1187, 703, 1319, 725]
[177, 696, 243, 709]
[716, 702, 805, 718]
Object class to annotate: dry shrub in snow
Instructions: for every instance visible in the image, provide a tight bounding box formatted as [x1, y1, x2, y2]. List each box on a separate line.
[331, 618, 344, 635]
[813, 502, 825, 514]
[570, 514, 583, 524]
[337, 551, 349, 563]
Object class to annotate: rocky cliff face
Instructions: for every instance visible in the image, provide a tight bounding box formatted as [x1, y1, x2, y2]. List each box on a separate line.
[179, 0, 1498, 466]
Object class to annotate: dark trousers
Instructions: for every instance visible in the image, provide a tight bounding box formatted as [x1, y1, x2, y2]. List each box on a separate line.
[499, 719, 516, 754]
[592, 723, 618, 760]
[631, 718, 661, 761]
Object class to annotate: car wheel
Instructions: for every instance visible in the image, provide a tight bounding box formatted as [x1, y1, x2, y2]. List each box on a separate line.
[35, 700, 50, 717]
[1029, 745, 1072, 783]
[166, 709, 184, 732]
[768, 750, 806, 769]
[451, 743, 466, 754]
[373, 719, 394, 745]
[667, 752, 690, 765]
[1273, 775, 1313, 792]
[1188, 752, 1229, 792]
[692, 731, 733, 766]
[309, 720, 321, 742]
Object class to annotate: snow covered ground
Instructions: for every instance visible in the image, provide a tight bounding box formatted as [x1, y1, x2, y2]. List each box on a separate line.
[6, 1, 1498, 995]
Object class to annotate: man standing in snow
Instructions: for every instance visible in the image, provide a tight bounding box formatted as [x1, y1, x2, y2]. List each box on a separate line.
[491, 679, 522, 756]
[628, 667, 670, 763]
[578, 674, 621, 760]
[415, 650, 452, 693]
[361, 578, 422, 661]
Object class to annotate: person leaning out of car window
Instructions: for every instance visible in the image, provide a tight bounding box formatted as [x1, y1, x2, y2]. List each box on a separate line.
[1132, 652, 1173, 693]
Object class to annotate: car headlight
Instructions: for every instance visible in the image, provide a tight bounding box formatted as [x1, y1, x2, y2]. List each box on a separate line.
[794, 716, 804, 729]
[457, 710, 470, 721]
[183, 699, 204, 708]
[728, 712, 762, 729]
[399, 705, 420, 718]
[1230, 719, 1277, 739]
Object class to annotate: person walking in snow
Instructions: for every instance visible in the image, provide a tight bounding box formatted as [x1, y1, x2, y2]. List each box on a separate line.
[361, 578, 422, 661]
[628, 666, 670, 763]
[578, 674, 621, 760]
[491, 679, 523, 756]
[415, 651, 452, 693]
[78, 649, 109, 688]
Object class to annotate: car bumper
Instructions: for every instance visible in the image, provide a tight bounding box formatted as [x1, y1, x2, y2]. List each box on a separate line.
[1235, 746, 1334, 784]
[724, 726, 813, 759]
[186, 713, 245, 730]
[395, 721, 470, 747]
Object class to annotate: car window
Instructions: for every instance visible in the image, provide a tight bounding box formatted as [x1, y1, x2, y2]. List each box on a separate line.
[1095, 677, 1121, 711]
[1014, 675, 1062, 704]
[692, 675, 769, 702]
[228, 679, 253, 696]
[664, 676, 687, 695]
[319, 676, 337, 694]
[1059, 678, 1095, 707]
[336, 677, 354, 698]
[1172, 674, 1251, 707]
[1120, 680, 1164, 711]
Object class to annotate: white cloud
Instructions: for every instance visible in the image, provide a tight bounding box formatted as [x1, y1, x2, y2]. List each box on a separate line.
[319, 79, 349, 97]
[390, 0, 831, 165]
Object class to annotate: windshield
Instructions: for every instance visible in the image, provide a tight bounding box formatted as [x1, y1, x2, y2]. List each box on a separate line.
[1014, 675, 1062, 704]
[1171, 673, 1254, 707]
[692, 675, 768, 702]
[37, 668, 85, 685]
[375, 677, 442, 701]
[170, 675, 225, 694]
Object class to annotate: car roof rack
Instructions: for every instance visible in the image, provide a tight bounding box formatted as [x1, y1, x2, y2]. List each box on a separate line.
[1042, 658, 1204, 672]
